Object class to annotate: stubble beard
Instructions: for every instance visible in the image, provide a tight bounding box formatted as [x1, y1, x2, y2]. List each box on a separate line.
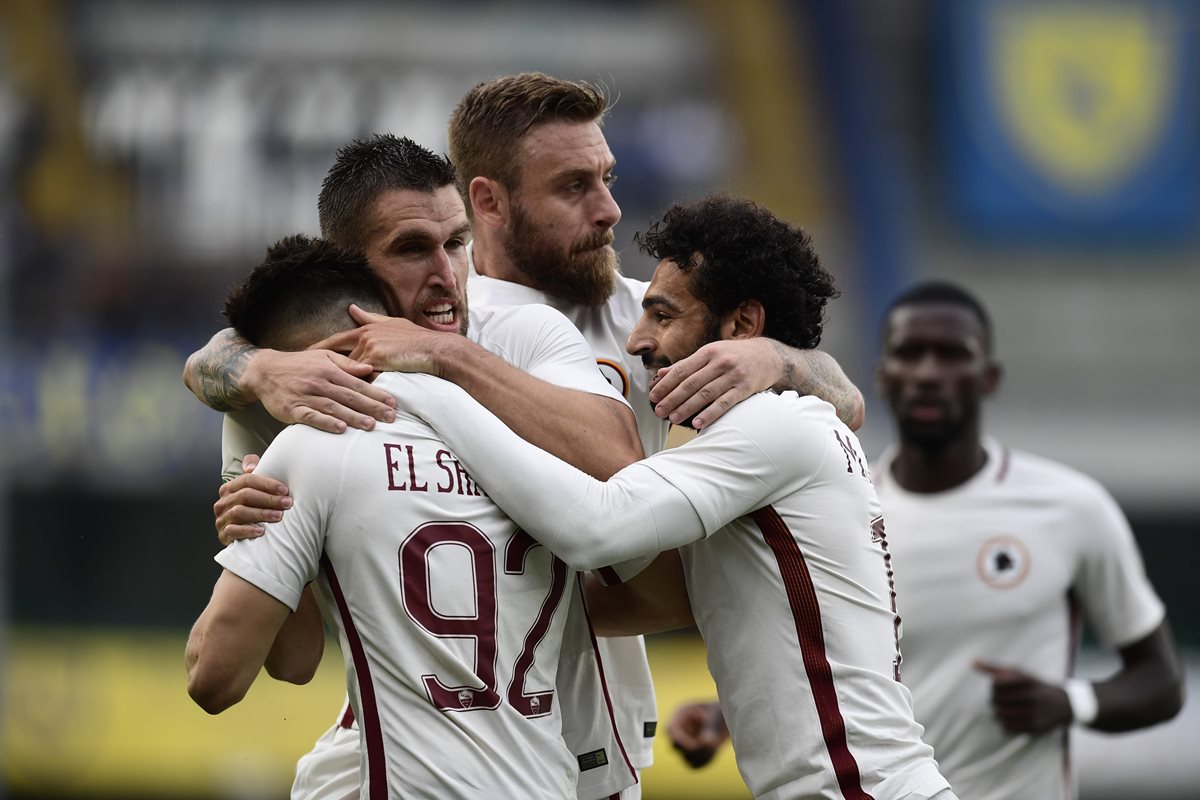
[504, 203, 619, 307]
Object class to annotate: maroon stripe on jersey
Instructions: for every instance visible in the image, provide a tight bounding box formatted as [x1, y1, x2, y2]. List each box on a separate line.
[751, 507, 874, 800]
[322, 555, 387, 799]
[339, 702, 356, 729]
[579, 576, 639, 784]
[596, 565, 624, 586]
[995, 447, 1011, 483]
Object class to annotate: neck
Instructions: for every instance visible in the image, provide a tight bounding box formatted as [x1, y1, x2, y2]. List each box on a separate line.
[889, 428, 988, 494]
[471, 230, 537, 288]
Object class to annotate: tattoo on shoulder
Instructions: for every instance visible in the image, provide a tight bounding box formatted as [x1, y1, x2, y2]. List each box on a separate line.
[192, 329, 256, 411]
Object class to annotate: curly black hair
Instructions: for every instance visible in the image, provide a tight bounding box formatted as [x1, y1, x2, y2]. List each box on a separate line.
[223, 234, 391, 350]
[635, 194, 838, 350]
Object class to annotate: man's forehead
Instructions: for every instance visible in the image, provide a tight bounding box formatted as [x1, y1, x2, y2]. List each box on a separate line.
[366, 186, 466, 234]
[888, 303, 985, 342]
[644, 259, 697, 306]
[518, 121, 614, 173]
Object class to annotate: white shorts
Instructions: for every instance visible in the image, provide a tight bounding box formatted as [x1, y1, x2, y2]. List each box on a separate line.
[291, 720, 360, 800]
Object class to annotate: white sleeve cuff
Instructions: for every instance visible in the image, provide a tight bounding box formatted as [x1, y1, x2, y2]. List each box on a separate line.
[1064, 678, 1098, 726]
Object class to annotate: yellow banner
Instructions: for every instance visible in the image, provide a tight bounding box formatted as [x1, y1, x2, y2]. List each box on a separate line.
[3, 628, 748, 799]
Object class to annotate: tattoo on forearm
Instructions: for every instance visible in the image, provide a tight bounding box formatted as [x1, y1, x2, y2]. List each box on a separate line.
[776, 346, 859, 425]
[188, 329, 256, 411]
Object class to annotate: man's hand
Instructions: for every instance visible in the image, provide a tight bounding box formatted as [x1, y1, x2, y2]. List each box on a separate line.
[648, 339, 785, 430]
[214, 455, 292, 546]
[667, 700, 729, 769]
[245, 347, 396, 433]
[648, 339, 864, 431]
[311, 305, 458, 376]
[974, 661, 1073, 733]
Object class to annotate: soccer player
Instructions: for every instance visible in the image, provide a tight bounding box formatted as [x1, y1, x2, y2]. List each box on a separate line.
[205, 73, 866, 800]
[377, 195, 957, 800]
[872, 282, 1183, 800]
[667, 281, 1184, 800]
[187, 235, 632, 798]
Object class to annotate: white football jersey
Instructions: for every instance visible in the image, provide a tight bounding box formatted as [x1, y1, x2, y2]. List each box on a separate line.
[387, 378, 952, 800]
[875, 438, 1166, 800]
[220, 304, 637, 799]
[468, 256, 664, 775]
[217, 379, 578, 799]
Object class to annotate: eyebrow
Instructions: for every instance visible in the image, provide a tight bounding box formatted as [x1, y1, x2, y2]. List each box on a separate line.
[642, 293, 682, 313]
[386, 221, 471, 250]
[552, 159, 618, 182]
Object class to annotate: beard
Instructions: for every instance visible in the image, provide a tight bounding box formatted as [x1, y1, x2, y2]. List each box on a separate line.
[504, 202, 619, 307]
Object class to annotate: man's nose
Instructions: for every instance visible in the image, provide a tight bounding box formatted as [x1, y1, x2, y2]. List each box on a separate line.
[626, 319, 653, 356]
[593, 184, 621, 230]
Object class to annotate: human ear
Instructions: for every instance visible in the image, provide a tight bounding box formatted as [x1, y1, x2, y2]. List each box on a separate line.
[469, 177, 508, 229]
[727, 299, 766, 340]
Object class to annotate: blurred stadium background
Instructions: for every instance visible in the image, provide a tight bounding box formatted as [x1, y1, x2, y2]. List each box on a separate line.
[1, 0, 1197, 798]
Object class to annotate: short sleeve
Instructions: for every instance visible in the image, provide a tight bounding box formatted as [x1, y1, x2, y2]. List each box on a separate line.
[215, 425, 348, 610]
[1072, 481, 1166, 649]
[221, 404, 286, 482]
[478, 305, 627, 405]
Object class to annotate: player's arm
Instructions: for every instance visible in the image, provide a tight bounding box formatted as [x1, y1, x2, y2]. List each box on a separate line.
[974, 622, 1183, 734]
[264, 584, 325, 685]
[1088, 622, 1183, 731]
[317, 306, 643, 479]
[182, 327, 396, 433]
[648, 340, 864, 431]
[584, 550, 694, 636]
[385, 374, 707, 569]
[186, 570, 301, 714]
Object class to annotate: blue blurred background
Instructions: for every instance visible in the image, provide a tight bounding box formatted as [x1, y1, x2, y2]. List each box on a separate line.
[1, 1, 1197, 797]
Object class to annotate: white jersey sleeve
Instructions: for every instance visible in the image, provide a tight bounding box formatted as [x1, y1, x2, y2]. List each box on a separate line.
[214, 424, 349, 609]
[383, 373, 703, 570]
[220, 404, 285, 482]
[471, 304, 627, 406]
[1071, 478, 1165, 649]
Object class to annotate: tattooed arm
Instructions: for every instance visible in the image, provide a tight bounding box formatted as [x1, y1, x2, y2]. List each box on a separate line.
[182, 327, 396, 433]
[647, 338, 864, 431]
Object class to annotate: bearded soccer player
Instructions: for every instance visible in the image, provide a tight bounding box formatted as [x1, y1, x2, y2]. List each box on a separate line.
[200, 74, 866, 800]
[187, 235, 636, 798]
[377, 195, 957, 800]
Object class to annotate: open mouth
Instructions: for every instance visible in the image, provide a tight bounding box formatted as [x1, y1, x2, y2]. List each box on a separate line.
[423, 302, 458, 331]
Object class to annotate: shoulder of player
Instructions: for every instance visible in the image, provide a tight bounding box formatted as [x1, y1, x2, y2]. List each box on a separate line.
[256, 420, 355, 476]
[705, 391, 840, 448]
[470, 302, 574, 337]
[607, 275, 650, 322]
[1001, 445, 1119, 506]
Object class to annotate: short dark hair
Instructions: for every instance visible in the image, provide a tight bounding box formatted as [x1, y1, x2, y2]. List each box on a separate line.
[635, 194, 838, 350]
[448, 72, 608, 217]
[224, 234, 391, 350]
[884, 281, 993, 353]
[317, 134, 458, 250]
